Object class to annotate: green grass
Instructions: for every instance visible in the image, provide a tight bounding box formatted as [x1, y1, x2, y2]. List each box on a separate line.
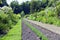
[1, 20, 22, 40]
[24, 21, 48, 40]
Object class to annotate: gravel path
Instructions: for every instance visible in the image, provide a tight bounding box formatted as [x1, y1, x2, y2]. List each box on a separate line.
[26, 20, 60, 40]
[22, 20, 40, 40]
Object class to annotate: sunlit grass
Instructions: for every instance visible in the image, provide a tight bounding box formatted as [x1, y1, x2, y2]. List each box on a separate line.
[1, 20, 21, 40]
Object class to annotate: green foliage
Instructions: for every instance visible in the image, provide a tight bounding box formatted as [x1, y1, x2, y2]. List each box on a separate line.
[45, 7, 57, 17]
[27, 6, 60, 26]
[56, 4, 60, 16]
[30, 0, 42, 13]
[0, 10, 9, 33]
[42, 0, 47, 3]
[1, 6, 13, 14]
[0, 6, 20, 34]
[39, 11, 45, 16]
[1, 20, 21, 40]
[56, 1, 60, 6]
[21, 11, 25, 17]
[0, 0, 2, 4]
[0, 0, 8, 7]
[10, 1, 21, 14]
[24, 14, 29, 18]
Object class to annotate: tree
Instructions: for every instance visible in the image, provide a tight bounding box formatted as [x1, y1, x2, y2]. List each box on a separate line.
[21, 1, 30, 14]
[30, 0, 42, 13]
[0, 0, 8, 7]
[0, 6, 20, 34]
[0, 0, 3, 7]
[41, 0, 49, 7]
[10, 1, 22, 14]
[48, 0, 59, 7]
[0, 0, 2, 4]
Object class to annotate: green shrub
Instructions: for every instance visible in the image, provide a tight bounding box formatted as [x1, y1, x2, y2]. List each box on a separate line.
[56, 5, 60, 17]
[39, 11, 45, 16]
[0, 10, 10, 33]
[27, 6, 60, 27]
[0, 6, 20, 34]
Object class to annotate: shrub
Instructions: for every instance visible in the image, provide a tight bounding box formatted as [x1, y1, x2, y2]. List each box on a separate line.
[0, 10, 10, 34]
[27, 6, 60, 27]
[56, 5, 60, 17]
[0, 6, 20, 34]
[39, 10, 45, 16]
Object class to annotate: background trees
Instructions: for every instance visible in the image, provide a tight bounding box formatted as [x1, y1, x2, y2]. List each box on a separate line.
[10, 1, 21, 14]
[10, 0, 50, 14]
[21, 1, 30, 14]
[0, 0, 8, 7]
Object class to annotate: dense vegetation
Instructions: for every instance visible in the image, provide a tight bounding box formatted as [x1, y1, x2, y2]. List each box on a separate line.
[0, 6, 20, 35]
[10, 0, 50, 14]
[0, 0, 8, 7]
[0, 0, 21, 39]
[24, 0, 60, 26]
[0, 0, 60, 40]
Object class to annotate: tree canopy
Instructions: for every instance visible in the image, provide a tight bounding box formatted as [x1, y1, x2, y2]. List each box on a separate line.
[0, 0, 8, 7]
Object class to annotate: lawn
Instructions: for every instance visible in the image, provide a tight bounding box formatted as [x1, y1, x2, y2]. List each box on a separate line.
[25, 21, 48, 40]
[1, 20, 22, 40]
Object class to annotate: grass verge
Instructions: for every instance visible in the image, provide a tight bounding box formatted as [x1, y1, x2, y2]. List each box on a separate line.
[1, 20, 21, 40]
[24, 21, 48, 40]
